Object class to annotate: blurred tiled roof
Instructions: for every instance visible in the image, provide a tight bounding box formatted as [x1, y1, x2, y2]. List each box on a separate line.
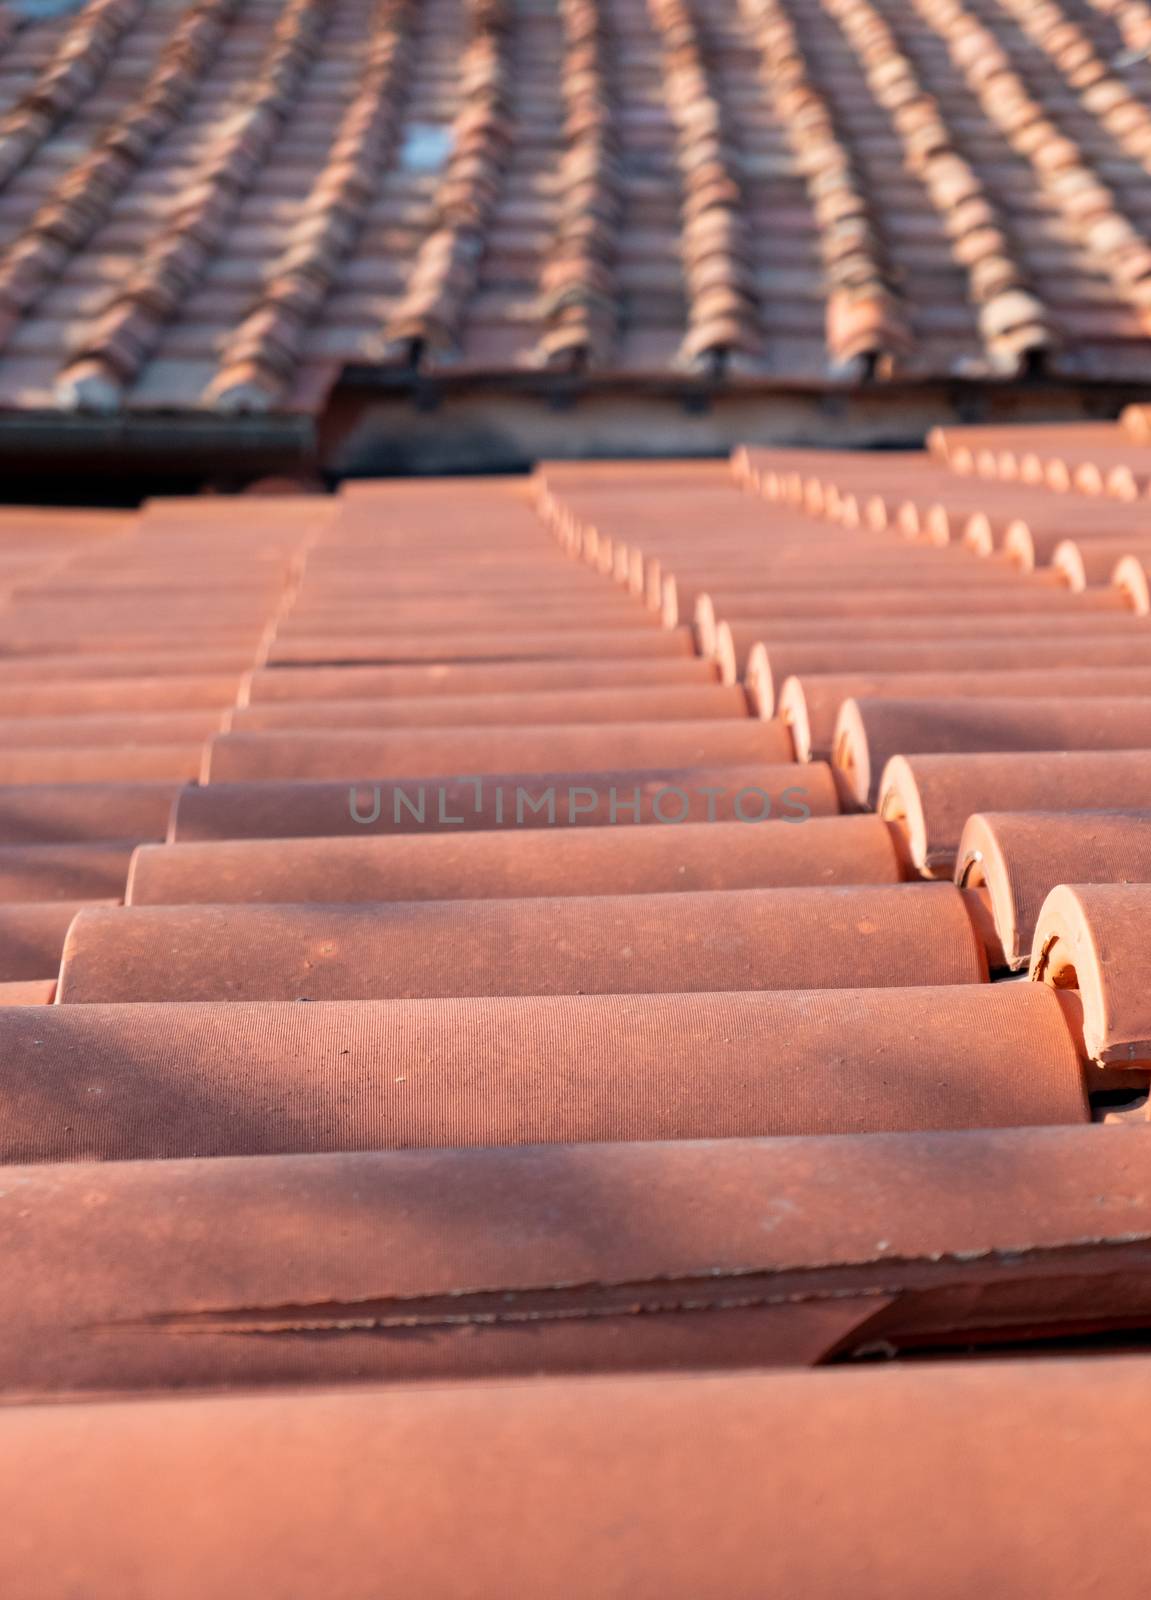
[2, 0, 1151, 416]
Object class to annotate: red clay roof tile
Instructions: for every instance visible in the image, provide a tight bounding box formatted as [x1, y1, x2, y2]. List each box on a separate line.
[0, 984, 1087, 1162]
[879, 747, 1151, 875]
[126, 811, 904, 906]
[729, 621, 1151, 691]
[241, 654, 720, 703]
[11, 1122, 1151, 1397]
[1031, 880, 1151, 1067]
[958, 808, 1151, 971]
[227, 681, 750, 728]
[11, 1352, 1151, 1596]
[777, 665, 1151, 761]
[0, 896, 115, 981]
[834, 693, 1151, 807]
[56, 881, 990, 1001]
[203, 714, 794, 781]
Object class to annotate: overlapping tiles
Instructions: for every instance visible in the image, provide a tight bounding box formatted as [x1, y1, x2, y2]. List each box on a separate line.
[3, 423, 1151, 1585]
[6, 0, 1151, 410]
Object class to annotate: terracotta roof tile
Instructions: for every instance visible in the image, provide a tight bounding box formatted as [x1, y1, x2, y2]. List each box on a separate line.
[820, 0, 1053, 373]
[931, 418, 1151, 496]
[10, 1354, 1151, 1593]
[0, 985, 1085, 1162]
[957, 808, 1151, 971]
[375, 0, 514, 367]
[1113, 548, 1151, 609]
[0, 742, 204, 782]
[126, 811, 905, 904]
[242, 654, 720, 700]
[56, 881, 991, 1000]
[834, 692, 1151, 806]
[1052, 535, 1151, 587]
[0, 646, 259, 677]
[880, 748, 1151, 875]
[777, 664, 1151, 761]
[14, 1122, 1151, 1396]
[0, 0, 239, 351]
[0, 779, 179, 843]
[722, 610, 1150, 683]
[647, 0, 761, 371]
[0, 0, 144, 194]
[203, 715, 793, 781]
[227, 680, 750, 727]
[1032, 881, 1151, 1067]
[739, 0, 910, 375]
[532, 0, 619, 370]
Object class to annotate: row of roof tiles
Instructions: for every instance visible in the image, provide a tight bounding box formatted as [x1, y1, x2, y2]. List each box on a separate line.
[0, 449, 1147, 1078]
[9, 0, 1151, 408]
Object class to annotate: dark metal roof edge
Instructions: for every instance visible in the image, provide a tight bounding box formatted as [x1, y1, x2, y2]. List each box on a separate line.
[0, 410, 314, 459]
[336, 365, 1151, 406]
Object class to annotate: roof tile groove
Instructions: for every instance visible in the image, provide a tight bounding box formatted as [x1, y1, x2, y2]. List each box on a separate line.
[647, 0, 760, 371]
[4, 0, 1151, 400]
[0, 0, 241, 349]
[0, 0, 143, 194]
[820, 0, 1054, 373]
[904, 0, 1151, 330]
[995, 0, 1151, 173]
[739, 0, 910, 375]
[206, 0, 415, 410]
[56, 0, 333, 411]
[533, 0, 621, 370]
[377, 0, 513, 366]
